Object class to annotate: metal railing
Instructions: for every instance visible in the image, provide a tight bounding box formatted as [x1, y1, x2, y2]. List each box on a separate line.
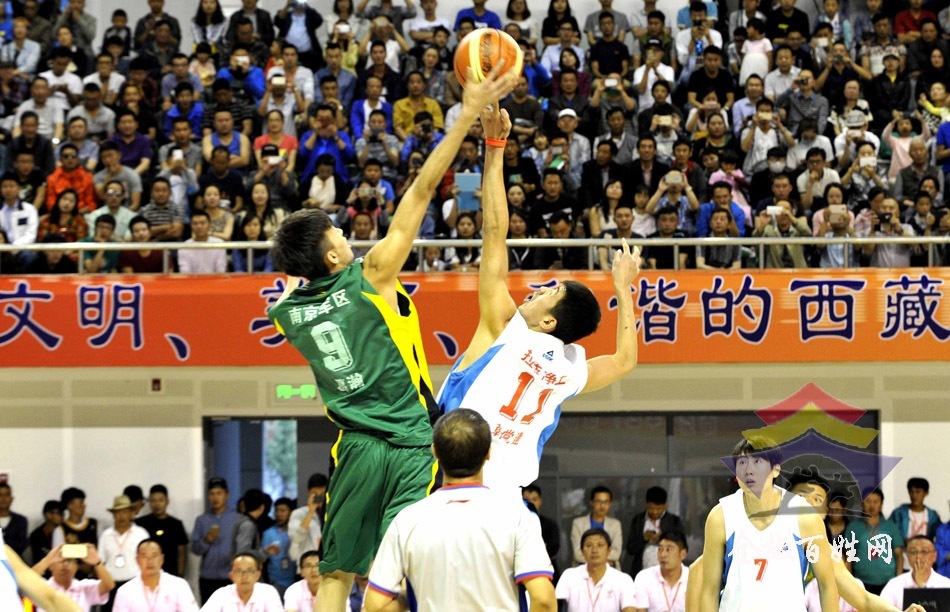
[2, 236, 948, 274]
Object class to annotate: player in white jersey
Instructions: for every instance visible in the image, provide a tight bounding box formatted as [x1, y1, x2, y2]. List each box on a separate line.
[1, 530, 81, 611]
[364, 409, 556, 612]
[436, 103, 641, 498]
[699, 437, 839, 612]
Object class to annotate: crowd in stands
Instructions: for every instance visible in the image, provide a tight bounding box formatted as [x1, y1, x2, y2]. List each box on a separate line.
[0, 0, 949, 275]
[6, 474, 950, 610]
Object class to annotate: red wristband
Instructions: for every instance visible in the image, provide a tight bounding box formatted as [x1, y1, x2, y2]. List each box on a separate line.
[485, 138, 507, 148]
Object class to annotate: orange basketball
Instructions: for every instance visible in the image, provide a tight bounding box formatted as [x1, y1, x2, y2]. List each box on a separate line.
[453, 29, 524, 89]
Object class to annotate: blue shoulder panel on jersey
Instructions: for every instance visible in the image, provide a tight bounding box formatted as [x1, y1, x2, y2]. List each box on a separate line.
[795, 532, 807, 585]
[439, 344, 505, 412]
[536, 404, 563, 462]
[722, 531, 736, 593]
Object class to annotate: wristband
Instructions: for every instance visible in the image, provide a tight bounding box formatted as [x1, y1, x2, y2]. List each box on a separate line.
[485, 138, 507, 148]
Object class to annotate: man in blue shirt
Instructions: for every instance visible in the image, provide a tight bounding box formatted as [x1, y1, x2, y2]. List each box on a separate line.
[262, 497, 296, 599]
[214, 46, 265, 106]
[695, 181, 747, 237]
[299, 103, 354, 188]
[313, 43, 357, 111]
[191, 478, 243, 605]
[453, 0, 501, 31]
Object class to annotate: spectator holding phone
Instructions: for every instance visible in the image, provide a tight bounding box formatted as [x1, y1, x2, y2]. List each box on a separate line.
[33, 543, 115, 612]
[287, 473, 327, 567]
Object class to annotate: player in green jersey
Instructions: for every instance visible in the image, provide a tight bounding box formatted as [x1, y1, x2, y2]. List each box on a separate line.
[268, 64, 517, 612]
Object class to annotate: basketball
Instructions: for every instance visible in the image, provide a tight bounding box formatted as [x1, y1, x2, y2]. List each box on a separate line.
[453, 29, 524, 89]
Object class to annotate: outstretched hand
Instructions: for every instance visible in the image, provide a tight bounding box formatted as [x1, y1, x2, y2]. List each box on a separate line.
[612, 238, 641, 290]
[479, 104, 512, 141]
[462, 62, 518, 115]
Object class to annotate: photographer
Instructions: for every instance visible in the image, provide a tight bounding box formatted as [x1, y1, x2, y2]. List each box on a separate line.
[355, 109, 401, 181]
[400, 110, 442, 165]
[862, 197, 917, 267]
[673, 2, 722, 87]
[287, 474, 327, 568]
[776, 69, 829, 135]
[752, 199, 811, 268]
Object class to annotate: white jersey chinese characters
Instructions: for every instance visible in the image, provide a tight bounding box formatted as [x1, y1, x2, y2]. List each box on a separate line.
[437, 312, 588, 495]
[367, 484, 553, 612]
[719, 486, 810, 612]
[0, 531, 21, 611]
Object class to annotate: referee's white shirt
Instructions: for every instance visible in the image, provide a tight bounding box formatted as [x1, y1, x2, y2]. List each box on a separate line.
[555, 564, 636, 612]
[368, 484, 554, 611]
[631, 564, 689, 612]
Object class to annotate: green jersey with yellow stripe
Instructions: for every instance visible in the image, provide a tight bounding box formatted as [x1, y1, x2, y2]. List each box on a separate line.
[269, 260, 436, 446]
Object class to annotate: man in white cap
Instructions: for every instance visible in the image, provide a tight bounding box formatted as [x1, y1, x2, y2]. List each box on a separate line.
[98, 495, 149, 611]
[833, 109, 881, 167]
[112, 539, 198, 611]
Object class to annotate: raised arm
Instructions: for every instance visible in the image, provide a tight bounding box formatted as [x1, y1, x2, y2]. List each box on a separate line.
[7, 546, 81, 612]
[581, 239, 640, 393]
[363, 65, 517, 286]
[455, 104, 519, 369]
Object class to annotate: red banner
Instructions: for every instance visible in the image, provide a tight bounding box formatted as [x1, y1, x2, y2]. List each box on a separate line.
[0, 269, 948, 367]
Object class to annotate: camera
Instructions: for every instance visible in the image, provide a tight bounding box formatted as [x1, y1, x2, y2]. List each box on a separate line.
[766, 205, 783, 217]
[272, 75, 286, 87]
[692, 19, 705, 27]
[419, 122, 432, 135]
[410, 156, 424, 169]
[878, 212, 893, 224]
[665, 171, 683, 185]
[604, 78, 618, 89]
[797, 78, 809, 86]
[550, 145, 565, 156]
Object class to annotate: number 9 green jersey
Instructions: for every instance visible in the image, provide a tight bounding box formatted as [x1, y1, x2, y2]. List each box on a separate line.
[269, 261, 437, 446]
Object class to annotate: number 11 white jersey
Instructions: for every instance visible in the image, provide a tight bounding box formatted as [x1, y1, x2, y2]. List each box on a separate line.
[437, 312, 588, 495]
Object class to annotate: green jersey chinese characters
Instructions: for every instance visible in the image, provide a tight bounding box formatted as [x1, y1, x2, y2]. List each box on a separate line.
[269, 260, 438, 446]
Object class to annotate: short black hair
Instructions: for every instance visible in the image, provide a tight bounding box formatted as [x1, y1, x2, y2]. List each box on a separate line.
[299, 550, 320, 566]
[580, 527, 612, 548]
[863, 486, 884, 501]
[786, 467, 831, 495]
[123, 485, 144, 503]
[270, 209, 337, 279]
[129, 215, 151, 229]
[550, 280, 601, 345]
[806, 147, 827, 161]
[659, 530, 688, 552]
[308, 473, 329, 490]
[149, 484, 169, 496]
[433, 409, 491, 478]
[656, 205, 679, 220]
[136, 538, 163, 554]
[522, 483, 542, 496]
[590, 485, 613, 501]
[908, 477, 930, 492]
[274, 497, 295, 510]
[61, 487, 86, 506]
[646, 486, 668, 505]
[242, 488, 267, 513]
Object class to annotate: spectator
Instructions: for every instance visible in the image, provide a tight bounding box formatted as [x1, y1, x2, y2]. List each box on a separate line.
[776, 70, 829, 136]
[528, 169, 578, 236]
[68, 84, 116, 142]
[673, 3, 722, 88]
[285, 473, 326, 570]
[215, 47, 265, 107]
[355, 109, 401, 181]
[841, 141, 887, 208]
[93, 142, 143, 212]
[350, 74, 393, 144]
[400, 110, 443, 165]
[112, 539, 198, 612]
[861, 15, 906, 77]
[33, 544, 114, 611]
[301, 154, 348, 213]
[631, 531, 690, 612]
[416, 45, 446, 102]
[224, 0, 274, 50]
[443, 210, 480, 271]
[191, 0, 228, 51]
[282, 550, 321, 612]
[589, 14, 630, 83]
[816, 199, 857, 268]
[354, 40, 404, 103]
[506, 206, 534, 270]
[571, 486, 622, 569]
[870, 54, 913, 130]
[24, 233, 79, 274]
[134, 485, 189, 578]
[518, 39, 551, 99]
[882, 112, 930, 181]
[232, 213, 273, 272]
[392, 71, 443, 141]
[594, 108, 636, 165]
[625, 487, 687, 578]
[645, 170, 700, 234]
[107, 110, 152, 178]
[161, 82, 203, 142]
[140, 178, 185, 242]
[787, 118, 834, 172]
[248, 144, 297, 212]
[895, 0, 936, 44]
[646, 206, 687, 270]
[259, 75, 304, 139]
[893, 139, 943, 207]
[14, 77, 64, 141]
[0, 171, 38, 266]
[696, 208, 743, 268]
[52, 0, 96, 62]
[766, 0, 809, 43]
[0, 59, 31, 122]
[687, 47, 735, 112]
[752, 199, 811, 268]
[53, 487, 98, 557]
[358, 14, 410, 74]
[201, 184, 235, 240]
[797, 147, 841, 212]
[134, 0, 181, 51]
[22, 0, 53, 48]
[751, 163, 797, 211]
[584, 0, 629, 45]
[889, 477, 943, 554]
[863, 197, 916, 267]
[408, 0, 451, 46]
[254, 108, 301, 168]
[201, 553, 283, 612]
[117, 216, 164, 273]
[8, 150, 46, 210]
[625, 135, 670, 196]
[579, 140, 623, 213]
[696, 181, 746, 237]
[1, 17, 41, 77]
[531, 210, 589, 269]
[179, 210, 226, 274]
[815, 42, 872, 109]
[97, 495, 150, 610]
[0, 483, 26, 555]
[453, 0, 502, 31]
[203, 79, 254, 139]
[542, 19, 585, 75]
[634, 40, 674, 112]
[299, 104, 354, 187]
[261, 497, 295, 597]
[56, 117, 97, 173]
[29, 500, 63, 565]
[192, 478, 242, 604]
[38, 188, 88, 242]
[198, 147, 246, 214]
[880, 535, 950, 606]
[201, 109, 252, 174]
[558, 528, 633, 608]
[83, 53, 125, 107]
[116, 82, 158, 141]
[77, 213, 119, 272]
[764, 46, 801, 101]
[597, 202, 641, 269]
